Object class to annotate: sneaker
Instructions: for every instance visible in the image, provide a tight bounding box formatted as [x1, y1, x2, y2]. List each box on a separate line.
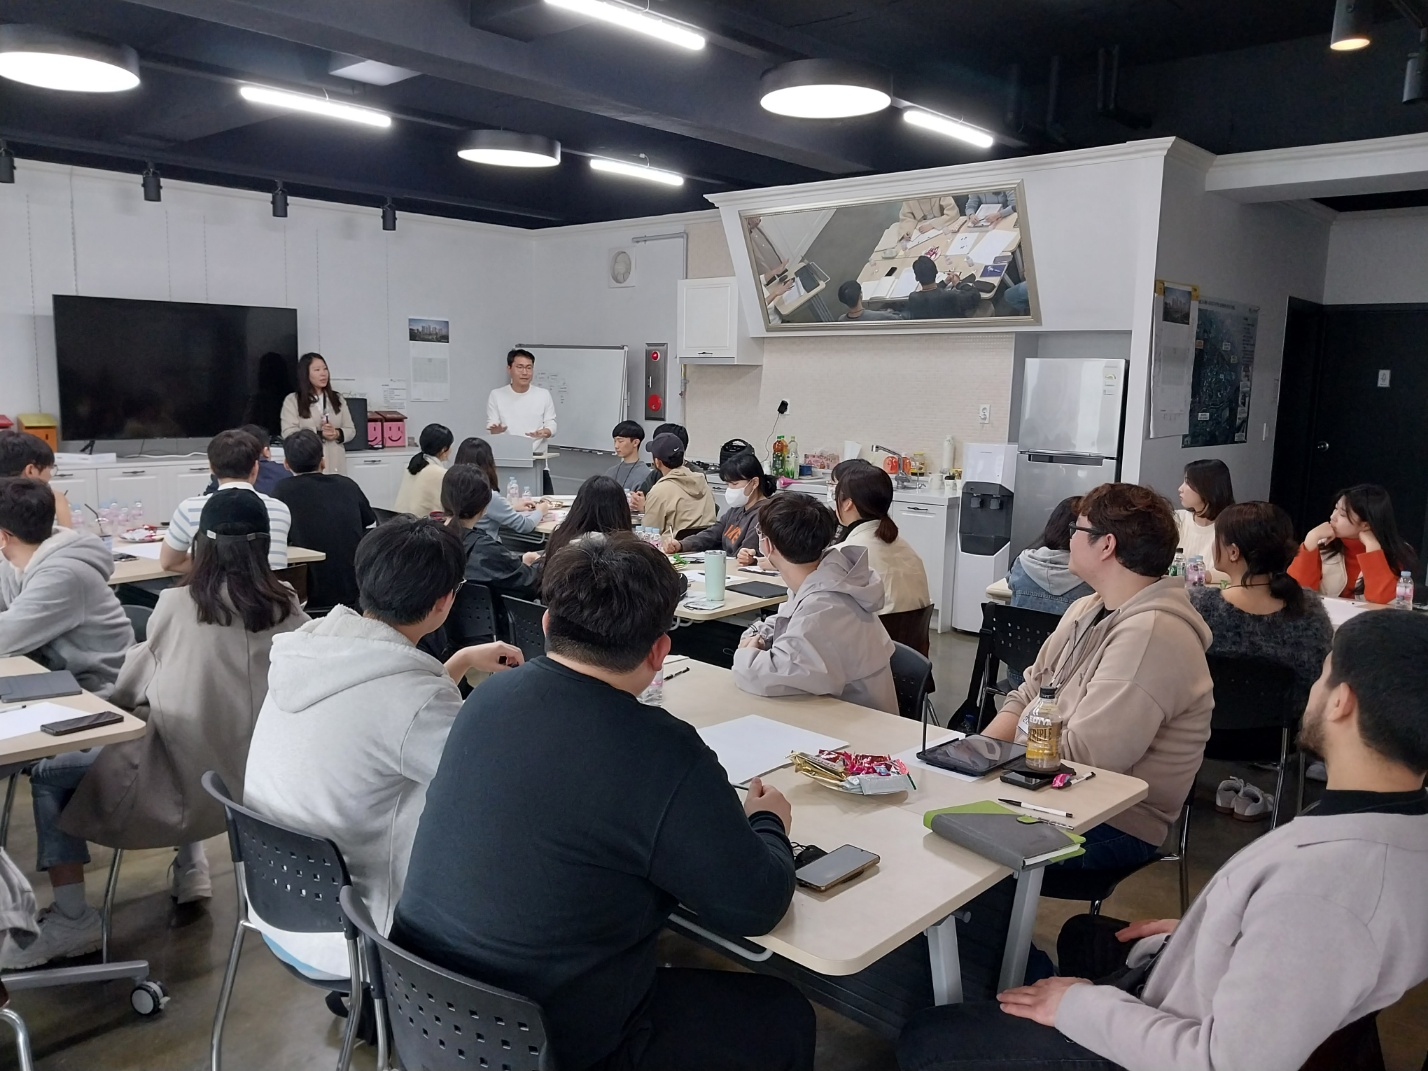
[0, 906, 102, 969]
[170, 859, 212, 904]
[1215, 777, 1245, 813]
[1233, 783, 1275, 823]
[1306, 760, 1327, 783]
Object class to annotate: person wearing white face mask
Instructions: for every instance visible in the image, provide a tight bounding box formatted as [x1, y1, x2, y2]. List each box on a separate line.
[662, 451, 774, 564]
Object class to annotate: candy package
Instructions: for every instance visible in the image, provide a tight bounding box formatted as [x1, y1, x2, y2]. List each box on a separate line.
[790, 750, 915, 796]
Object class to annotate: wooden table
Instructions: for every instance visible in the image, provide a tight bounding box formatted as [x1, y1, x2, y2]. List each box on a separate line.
[661, 661, 1147, 1000]
[676, 567, 789, 623]
[109, 545, 326, 586]
[859, 214, 1021, 310]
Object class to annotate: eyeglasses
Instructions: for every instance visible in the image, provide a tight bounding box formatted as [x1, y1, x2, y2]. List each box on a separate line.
[454, 578, 467, 593]
[1068, 524, 1107, 541]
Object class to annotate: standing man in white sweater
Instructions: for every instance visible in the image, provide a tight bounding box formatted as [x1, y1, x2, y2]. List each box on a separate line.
[897, 609, 1428, 1071]
[486, 348, 557, 455]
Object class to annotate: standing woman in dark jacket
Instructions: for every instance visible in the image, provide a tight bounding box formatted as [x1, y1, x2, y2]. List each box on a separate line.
[663, 451, 775, 564]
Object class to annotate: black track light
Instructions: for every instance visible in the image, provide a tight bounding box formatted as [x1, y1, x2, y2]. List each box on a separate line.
[0, 141, 13, 184]
[1407, 28, 1427, 104]
[272, 181, 288, 218]
[1330, 0, 1373, 52]
[381, 198, 396, 231]
[142, 163, 161, 202]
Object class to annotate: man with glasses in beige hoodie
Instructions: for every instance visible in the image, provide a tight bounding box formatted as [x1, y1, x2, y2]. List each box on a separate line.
[984, 483, 1213, 871]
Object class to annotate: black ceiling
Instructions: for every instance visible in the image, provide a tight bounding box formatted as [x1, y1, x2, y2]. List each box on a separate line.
[1, 0, 1426, 227]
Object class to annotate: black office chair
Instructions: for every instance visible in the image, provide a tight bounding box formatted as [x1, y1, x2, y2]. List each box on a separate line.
[675, 524, 712, 541]
[977, 604, 1061, 718]
[504, 596, 548, 662]
[1040, 798, 1193, 916]
[200, 771, 378, 1071]
[889, 642, 934, 723]
[448, 583, 501, 649]
[372, 507, 401, 525]
[122, 604, 152, 643]
[1205, 655, 1302, 826]
[340, 886, 555, 1071]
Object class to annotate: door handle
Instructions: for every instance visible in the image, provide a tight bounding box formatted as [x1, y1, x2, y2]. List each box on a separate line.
[1315, 441, 1330, 452]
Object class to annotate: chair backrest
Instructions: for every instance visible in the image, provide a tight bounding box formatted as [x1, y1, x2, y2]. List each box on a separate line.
[504, 597, 548, 662]
[889, 641, 933, 721]
[373, 507, 402, 524]
[200, 770, 350, 934]
[448, 583, 499, 649]
[340, 886, 555, 1071]
[987, 603, 1061, 679]
[879, 604, 934, 658]
[1205, 654, 1301, 762]
[122, 604, 153, 643]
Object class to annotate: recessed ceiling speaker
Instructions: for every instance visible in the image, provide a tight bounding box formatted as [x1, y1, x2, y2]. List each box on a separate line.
[0, 24, 140, 92]
[457, 130, 561, 168]
[759, 59, 892, 119]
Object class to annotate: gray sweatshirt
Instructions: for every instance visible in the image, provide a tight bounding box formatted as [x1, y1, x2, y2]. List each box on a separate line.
[733, 545, 898, 714]
[1058, 812, 1428, 1071]
[0, 528, 133, 697]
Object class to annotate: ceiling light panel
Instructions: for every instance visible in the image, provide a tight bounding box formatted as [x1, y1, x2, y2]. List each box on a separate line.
[589, 157, 684, 186]
[0, 25, 140, 92]
[759, 59, 891, 119]
[239, 85, 392, 128]
[458, 130, 562, 168]
[544, 0, 705, 50]
[902, 108, 995, 149]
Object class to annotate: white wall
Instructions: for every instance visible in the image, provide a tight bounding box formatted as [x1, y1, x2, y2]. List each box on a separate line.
[1147, 148, 1331, 502]
[1323, 208, 1428, 304]
[0, 162, 532, 446]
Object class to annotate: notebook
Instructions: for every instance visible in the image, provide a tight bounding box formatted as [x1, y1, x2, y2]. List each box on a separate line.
[726, 581, 786, 599]
[0, 670, 82, 703]
[924, 801, 1085, 871]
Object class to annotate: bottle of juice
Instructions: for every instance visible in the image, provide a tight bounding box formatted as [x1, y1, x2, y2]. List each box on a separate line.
[771, 436, 788, 477]
[1023, 687, 1064, 772]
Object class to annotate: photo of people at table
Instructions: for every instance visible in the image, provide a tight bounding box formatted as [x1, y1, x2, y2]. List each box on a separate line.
[741, 185, 1035, 327]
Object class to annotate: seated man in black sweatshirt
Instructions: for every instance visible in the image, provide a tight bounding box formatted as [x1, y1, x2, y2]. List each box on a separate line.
[392, 532, 813, 1071]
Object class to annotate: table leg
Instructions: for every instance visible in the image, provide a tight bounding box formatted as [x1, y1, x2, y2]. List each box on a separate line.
[924, 915, 964, 1005]
[998, 867, 1045, 992]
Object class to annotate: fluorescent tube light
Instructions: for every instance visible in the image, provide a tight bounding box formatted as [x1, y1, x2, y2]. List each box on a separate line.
[589, 157, 684, 186]
[902, 108, 995, 149]
[239, 85, 392, 128]
[545, 0, 706, 50]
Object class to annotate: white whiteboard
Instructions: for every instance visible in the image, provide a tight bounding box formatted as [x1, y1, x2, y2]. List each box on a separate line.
[519, 345, 629, 453]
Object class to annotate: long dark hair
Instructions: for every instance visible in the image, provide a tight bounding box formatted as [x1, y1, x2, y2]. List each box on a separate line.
[1183, 459, 1234, 521]
[294, 352, 344, 419]
[441, 466, 493, 521]
[835, 464, 898, 544]
[1034, 496, 1083, 552]
[453, 437, 500, 490]
[1326, 484, 1417, 575]
[181, 531, 296, 633]
[1214, 502, 1308, 616]
[409, 424, 455, 475]
[544, 475, 632, 561]
[718, 450, 776, 499]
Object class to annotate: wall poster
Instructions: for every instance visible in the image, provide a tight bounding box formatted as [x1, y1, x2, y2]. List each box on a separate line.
[1149, 280, 1198, 439]
[408, 317, 450, 402]
[1182, 297, 1259, 448]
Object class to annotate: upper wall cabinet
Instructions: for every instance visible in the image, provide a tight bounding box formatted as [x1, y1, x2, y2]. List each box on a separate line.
[678, 277, 763, 364]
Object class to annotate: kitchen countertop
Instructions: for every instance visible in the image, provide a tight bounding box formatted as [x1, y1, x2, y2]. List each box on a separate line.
[782, 477, 962, 507]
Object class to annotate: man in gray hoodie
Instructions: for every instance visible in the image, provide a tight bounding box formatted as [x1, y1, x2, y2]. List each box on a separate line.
[0, 477, 132, 697]
[733, 492, 897, 715]
[898, 609, 1428, 1071]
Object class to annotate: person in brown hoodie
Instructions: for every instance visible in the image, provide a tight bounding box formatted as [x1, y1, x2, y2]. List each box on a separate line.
[985, 483, 1212, 869]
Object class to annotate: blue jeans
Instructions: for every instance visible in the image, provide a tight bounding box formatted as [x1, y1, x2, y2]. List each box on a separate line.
[1049, 822, 1160, 873]
[1003, 281, 1030, 314]
[29, 749, 99, 870]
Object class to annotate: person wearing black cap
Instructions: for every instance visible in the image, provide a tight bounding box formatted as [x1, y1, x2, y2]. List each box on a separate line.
[640, 431, 714, 540]
[905, 256, 978, 320]
[8, 489, 308, 969]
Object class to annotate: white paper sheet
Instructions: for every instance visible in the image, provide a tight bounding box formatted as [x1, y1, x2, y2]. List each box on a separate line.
[948, 232, 978, 256]
[1323, 598, 1375, 629]
[969, 231, 1015, 264]
[0, 702, 97, 742]
[891, 731, 982, 783]
[697, 715, 847, 786]
[905, 227, 943, 247]
[888, 269, 919, 299]
[861, 276, 896, 300]
[115, 541, 165, 560]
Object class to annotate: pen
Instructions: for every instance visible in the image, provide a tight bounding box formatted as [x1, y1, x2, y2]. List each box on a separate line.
[998, 798, 1074, 819]
[664, 667, 691, 681]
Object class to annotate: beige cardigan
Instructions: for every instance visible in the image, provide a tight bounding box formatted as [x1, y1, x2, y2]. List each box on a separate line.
[280, 391, 357, 475]
[394, 457, 447, 518]
[839, 521, 931, 614]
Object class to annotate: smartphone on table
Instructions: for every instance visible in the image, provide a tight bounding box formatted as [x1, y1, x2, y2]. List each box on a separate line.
[41, 710, 124, 736]
[795, 844, 880, 892]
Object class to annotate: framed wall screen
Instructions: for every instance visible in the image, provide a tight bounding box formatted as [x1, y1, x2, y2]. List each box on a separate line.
[739, 181, 1039, 329]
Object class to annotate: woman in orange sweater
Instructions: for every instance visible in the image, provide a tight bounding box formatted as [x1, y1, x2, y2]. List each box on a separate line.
[1289, 484, 1416, 604]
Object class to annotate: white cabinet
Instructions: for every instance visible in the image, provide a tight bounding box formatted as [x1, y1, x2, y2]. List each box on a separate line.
[97, 467, 166, 523]
[171, 464, 215, 506]
[347, 453, 406, 512]
[678, 277, 763, 365]
[894, 501, 956, 632]
[49, 469, 99, 525]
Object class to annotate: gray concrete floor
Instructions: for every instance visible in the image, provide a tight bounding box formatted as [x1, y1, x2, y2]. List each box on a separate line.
[2, 628, 1424, 1069]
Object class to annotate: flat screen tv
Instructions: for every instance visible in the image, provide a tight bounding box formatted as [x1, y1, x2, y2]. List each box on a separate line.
[53, 295, 299, 442]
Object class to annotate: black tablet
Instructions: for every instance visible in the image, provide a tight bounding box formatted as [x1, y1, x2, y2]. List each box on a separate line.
[918, 735, 1027, 777]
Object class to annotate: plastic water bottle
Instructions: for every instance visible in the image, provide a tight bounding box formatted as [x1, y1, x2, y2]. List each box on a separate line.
[1169, 552, 1185, 578]
[131, 500, 145, 525]
[506, 477, 520, 503]
[637, 666, 664, 706]
[1186, 556, 1206, 588]
[522, 485, 532, 500]
[1394, 571, 1414, 608]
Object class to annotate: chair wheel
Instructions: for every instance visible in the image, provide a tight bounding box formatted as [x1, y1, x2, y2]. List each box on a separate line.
[130, 980, 169, 1016]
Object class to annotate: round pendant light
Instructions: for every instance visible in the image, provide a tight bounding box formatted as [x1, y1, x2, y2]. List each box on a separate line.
[759, 59, 891, 119]
[457, 130, 562, 168]
[0, 25, 140, 92]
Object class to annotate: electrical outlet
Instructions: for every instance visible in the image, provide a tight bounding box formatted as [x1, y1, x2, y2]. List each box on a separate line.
[978, 404, 991, 424]
[1377, 370, 1391, 388]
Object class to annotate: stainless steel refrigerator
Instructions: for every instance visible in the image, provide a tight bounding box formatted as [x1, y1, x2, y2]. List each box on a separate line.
[1010, 357, 1128, 559]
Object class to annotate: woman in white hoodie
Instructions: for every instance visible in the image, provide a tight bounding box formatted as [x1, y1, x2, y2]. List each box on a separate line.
[1007, 496, 1095, 616]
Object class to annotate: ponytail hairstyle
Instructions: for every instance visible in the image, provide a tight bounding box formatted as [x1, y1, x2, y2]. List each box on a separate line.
[409, 423, 455, 475]
[835, 463, 898, 544]
[1326, 484, 1418, 576]
[441, 465, 493, 522]
[718, 449, 776, 500]
[1183, 459, 1234, 521]
[1214, 502, 1307, 616]
[453, 437, 501, 491]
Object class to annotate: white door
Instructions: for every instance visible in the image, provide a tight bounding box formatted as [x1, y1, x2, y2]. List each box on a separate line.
[97, 469, 165, 525]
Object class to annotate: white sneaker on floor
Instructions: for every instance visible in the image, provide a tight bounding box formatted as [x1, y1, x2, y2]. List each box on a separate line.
[1233, 783, 1275, 822]
[0, 905, 102, 969]
[1215, 777, 1245, 813]
[1306, 760, 1328, 783]
[170, 860, 212, 904]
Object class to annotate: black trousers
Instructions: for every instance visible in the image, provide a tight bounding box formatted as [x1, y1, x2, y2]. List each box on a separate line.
[589, 968, 816, 1071]
[897, 1001, 1123, 1071]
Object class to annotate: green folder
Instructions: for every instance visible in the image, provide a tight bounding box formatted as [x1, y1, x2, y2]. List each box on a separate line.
[924, 801, 1086, 871]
